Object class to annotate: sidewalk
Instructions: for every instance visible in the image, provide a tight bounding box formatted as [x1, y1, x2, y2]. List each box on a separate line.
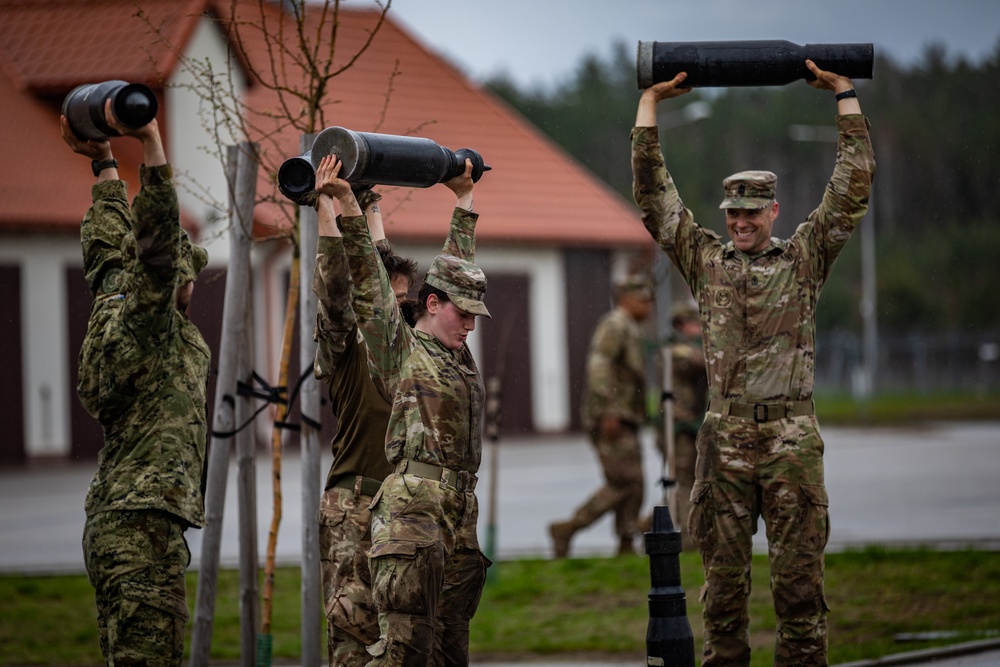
[4, 422, 1000, 574]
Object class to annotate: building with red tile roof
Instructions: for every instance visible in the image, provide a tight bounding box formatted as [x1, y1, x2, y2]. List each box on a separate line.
[0, 0, 653, 462]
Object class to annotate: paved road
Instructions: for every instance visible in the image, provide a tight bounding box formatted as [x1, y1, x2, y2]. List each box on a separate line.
[3, 422, 1000, 666]
[2, 422, 1000, 573]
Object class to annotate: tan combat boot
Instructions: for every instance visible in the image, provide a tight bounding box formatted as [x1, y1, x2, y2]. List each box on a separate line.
[549, 521, 575, 559]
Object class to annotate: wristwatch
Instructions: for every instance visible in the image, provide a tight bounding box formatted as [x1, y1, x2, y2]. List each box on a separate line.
[91, 158, 119, 177]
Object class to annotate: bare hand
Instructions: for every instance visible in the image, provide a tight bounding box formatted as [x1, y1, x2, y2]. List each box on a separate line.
[60, 116, 111, 160]
[443, 158, 474, 199]
[641, 72, 693, 104]
[314, 154, 350, 197]
[805, 59, 852, 93]
[103, 99, 159, 142]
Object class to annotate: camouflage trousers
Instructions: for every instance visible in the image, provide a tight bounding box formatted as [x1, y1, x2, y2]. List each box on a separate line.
[365, 473, 489, 667]
[318, 482, 381, 667]
[570, 423, 644, 539]
[674, 429, 698, 551]
[689, 413, 830, 667]
[82, 509, 190, 667]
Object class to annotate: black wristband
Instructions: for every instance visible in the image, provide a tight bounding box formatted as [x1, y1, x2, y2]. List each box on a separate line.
[835, 89, 857, 102]
[91, 158, 118, 177]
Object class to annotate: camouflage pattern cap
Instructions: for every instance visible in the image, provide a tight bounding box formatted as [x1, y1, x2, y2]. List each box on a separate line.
[424, 253, 491, 318]
[178, 231, 209, 285]
[719, 170, 777, 209]
[614, 273, 654, 301]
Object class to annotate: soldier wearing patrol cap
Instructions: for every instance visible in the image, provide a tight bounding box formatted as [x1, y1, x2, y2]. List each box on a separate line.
[310, 153, 478, 667]
[632, 60, 875, 666]
[335, 156, 491, 667]
[61, 100, 210, 665]
[550, 273, 654, 559]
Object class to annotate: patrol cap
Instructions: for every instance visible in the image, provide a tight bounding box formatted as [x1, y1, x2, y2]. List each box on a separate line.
[423, 254, 491, 318]
[178, 231, 209, 285]
[614, 273, 654, 301]
[718, 170, 777, 209]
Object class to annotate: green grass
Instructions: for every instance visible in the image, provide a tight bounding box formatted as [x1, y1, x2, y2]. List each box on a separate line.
[814, 389, 1000, 425]
[3, 547, 1000, 666]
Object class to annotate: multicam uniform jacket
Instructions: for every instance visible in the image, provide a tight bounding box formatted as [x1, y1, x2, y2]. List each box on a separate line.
[314, 208, 478, 485]
[340, 208, 482, 478]
[77, 165, 210, 528]
[631, 115, 875, 403]
[580, 307, 647, 431]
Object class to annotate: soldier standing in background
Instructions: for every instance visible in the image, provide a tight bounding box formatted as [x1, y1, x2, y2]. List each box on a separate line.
[549, 275, 654, 559]
[642, 301, 707, 551]
[312, 155, 480, 666]
[62, 101, 210, 666]
[631, 60, 875, 666]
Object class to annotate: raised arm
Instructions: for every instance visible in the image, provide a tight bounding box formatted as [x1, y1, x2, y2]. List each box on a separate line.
[311, 191, 357, 382]
[316, 154, 408, 391]
[440, 158, 478, 260]
[797, 60, 876, 279]
[631, 73, 705, 288]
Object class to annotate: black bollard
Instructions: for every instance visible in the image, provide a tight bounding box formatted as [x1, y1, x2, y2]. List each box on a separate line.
[277, 152, 315, 203]
[309, 126, 490, 188]
[645, 505, 695, 666]
[637, 40, 874, 89]
[62, 80, 159, 141]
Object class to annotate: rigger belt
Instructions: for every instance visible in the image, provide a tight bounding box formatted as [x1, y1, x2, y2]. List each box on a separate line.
[709, 398, 815, 423]
[333, 475, 382, 497]
[394, 458, 476, 492]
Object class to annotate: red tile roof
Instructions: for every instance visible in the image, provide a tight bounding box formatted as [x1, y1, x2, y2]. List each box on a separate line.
[0, 0, 649, 249]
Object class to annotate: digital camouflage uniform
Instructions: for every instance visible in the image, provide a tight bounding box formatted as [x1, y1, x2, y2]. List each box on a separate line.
[340, 208, 488, 667]
[551, 302, 648, 557]
[312, 196, 478, 667]
[77, 165, 210, 666]
[632, 114, 875, 667]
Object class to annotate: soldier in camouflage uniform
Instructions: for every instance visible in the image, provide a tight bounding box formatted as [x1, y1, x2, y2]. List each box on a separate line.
[320, 154, 490, 667]
[641, 301, 707, 551]
[61, 101, 210, 666]
[668, 302, 707, 551]
[631, 61, 875, 667]
[549, 275, 654, 558]
[311, 153, 477, 667]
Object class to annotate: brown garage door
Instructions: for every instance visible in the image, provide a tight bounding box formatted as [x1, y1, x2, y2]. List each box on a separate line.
[0, 265, 26, 465]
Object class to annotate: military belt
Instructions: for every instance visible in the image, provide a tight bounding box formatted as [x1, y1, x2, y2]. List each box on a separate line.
[709, 398, 815, 423]
[333, 475, 382, 497]
[394, 459, 476, 492]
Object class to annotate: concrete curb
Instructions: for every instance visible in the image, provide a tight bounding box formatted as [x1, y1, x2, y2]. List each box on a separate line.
[834, 638, 1000, 666]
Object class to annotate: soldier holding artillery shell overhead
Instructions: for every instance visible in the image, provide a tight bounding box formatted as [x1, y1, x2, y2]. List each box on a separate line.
[61, 93, 210, 666]
[315, 152, 491, 667]
[310, 152, 482, 667]
[632, 59, 875, 666]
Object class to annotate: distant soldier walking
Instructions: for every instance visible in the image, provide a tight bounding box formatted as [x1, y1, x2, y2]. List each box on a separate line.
[62, 101, 209, 666]
[550, 275, 654, 558]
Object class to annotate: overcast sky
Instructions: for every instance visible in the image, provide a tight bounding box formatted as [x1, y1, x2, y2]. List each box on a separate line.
[370, 0, 1000, 89]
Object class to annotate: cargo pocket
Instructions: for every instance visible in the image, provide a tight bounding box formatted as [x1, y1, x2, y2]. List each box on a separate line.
[366, 541, 440, 616]
[688, 481, 715, 553]
[800, 483, 830, 554]
[116, 579, 189, 660]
